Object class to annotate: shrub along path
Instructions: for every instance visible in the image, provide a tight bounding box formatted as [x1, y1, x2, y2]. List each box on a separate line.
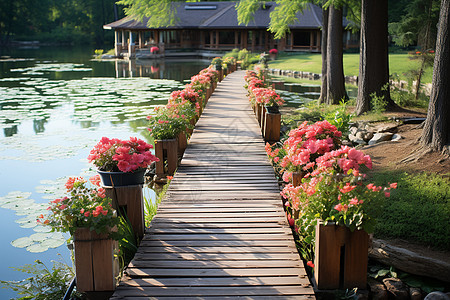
[111, 71, 315, 299]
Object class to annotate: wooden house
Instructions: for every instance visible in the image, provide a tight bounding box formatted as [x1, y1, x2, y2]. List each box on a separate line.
[103, 1, 353, 58]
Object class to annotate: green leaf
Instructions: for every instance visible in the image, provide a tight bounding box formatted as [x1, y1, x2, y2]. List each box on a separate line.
[376, 269, 390, 278]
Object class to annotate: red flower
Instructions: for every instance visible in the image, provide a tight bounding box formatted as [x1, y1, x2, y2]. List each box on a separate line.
[307, 261, 315, 268]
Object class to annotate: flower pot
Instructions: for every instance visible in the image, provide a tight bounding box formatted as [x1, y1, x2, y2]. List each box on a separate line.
[74, 227, 118, 293]
[292, 171, 306, 187]
[314, 221, 369, 290]
[155, 138, 178, 178]
[97, 168, 146, 187]
[263, 105, 281, 143]
[177, 131, 188, 158]
[256, 103, 263, 126]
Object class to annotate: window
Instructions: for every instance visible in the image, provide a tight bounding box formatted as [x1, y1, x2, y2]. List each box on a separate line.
[219, 31, 234, 44]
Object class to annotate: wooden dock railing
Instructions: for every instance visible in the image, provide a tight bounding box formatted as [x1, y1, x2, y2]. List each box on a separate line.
[111, 70, 315, 299]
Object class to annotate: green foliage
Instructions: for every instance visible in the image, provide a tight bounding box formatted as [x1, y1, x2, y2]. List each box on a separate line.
[368, 171, 450, 250]
[388, 0, 440, 48]
[235, 0, 260, 25]
[235, 49, 261, 70]
[223, 48, 240, 60]
[390, 85, 429, 108]
[324, 100, 354, 138]
[0, 259, 81, 300]
[369, 84, 389, 114]
[268, 0, 308, 39]
[116, 213, 139, 268]
[117, 0, 177, 28]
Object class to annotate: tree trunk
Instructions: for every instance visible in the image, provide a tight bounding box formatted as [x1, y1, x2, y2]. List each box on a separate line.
[319, 7, 328, 104]
[356, 0, 394, 115]
[326, 5, 347, 105]
[421, 0, 450, 154]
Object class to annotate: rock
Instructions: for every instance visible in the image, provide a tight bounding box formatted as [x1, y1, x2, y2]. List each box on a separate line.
[355, 131, 366, 140]
[410, 287, 423, 300]
[425, 292, 450, 300]
[369, 133, 394, 145]
[349, 133, 367, 145]
[377, 124, 399, 133]
[382, 278, 409, 300]
[350, 126, 359, 135]
[364, 132, 374, 141]
[391, 134, 403, 141]
[368, 278, 389, 300]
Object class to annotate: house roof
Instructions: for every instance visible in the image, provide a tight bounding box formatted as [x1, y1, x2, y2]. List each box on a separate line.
[104, 2, 325, 31]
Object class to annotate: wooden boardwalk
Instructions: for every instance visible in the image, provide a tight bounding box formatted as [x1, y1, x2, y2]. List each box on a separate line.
[111, 71, 315, 299]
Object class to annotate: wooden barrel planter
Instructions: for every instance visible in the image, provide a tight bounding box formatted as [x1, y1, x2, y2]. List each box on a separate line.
[74, 228, 118, 293]
[155, 138, 178, 179]
[292, 171, 306, 187]
[105, 185, 145, 239]
[314, 221, 369, 290]
[263, 106, 281, 143]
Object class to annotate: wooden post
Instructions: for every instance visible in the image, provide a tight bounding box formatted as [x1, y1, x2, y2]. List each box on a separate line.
[261, 104, 267, 134]
[314, 222, 369, 290]
[105, 186, 144, 239]
[263, 107, 281, 143]
[155, 139, 178, 179]
[256, 103, 263, 126]
[74, 228, 117, 293]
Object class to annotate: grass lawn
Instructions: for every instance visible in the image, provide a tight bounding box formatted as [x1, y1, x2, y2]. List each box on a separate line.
[268, 52, 434, 84]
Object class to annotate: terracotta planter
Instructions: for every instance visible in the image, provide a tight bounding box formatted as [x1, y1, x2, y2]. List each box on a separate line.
[263, 105, 281, 143]
[74, 228, 118, 293]
[314, 221, 369, 290]
[154, 139, 178, 178]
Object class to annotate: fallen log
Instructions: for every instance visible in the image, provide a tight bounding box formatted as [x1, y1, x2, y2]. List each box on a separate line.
[369, 238, 450, 283]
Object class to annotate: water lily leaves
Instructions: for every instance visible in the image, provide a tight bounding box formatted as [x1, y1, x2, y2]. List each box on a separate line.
[11, 237, 34, 248]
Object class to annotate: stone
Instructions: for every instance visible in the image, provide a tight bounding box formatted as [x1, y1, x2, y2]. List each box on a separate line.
[350, 126, 359, 135]
[355, 131, 366, 140]
[368, 133, 394, 145]
[364, 132, 374, 141]
[391, 134, 403, 141]
[376, 124, 399, 133]
[367, 278, 388, 300]
[348, 133, 366, 145]
[425, 292, 450, 300]
[382, 278, 409, 300]
[410, 287, 423, 300]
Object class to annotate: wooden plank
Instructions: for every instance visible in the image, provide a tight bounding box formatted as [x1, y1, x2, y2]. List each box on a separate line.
[129, 260, 302, 269]
[143, 234, 294, 241]
[117, 276, 310, 287]
[111, 296, 315, 300]
[132, 253, 301, 261]
[112, 286, 314, 297]
[138, 240, 297, 247]
[137, 246, 298, 254]
[126, 268, 307, 278]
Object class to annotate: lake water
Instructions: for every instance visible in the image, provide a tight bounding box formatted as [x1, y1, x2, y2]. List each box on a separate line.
[0, 46, 328, 298]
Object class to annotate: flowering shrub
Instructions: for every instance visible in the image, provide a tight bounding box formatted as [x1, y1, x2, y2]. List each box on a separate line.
[169, 87, 200, 104]
[88, 137, 158, 173]
[273, 120, 342, 181]
[39, 176, 120, 235]
[147, 105, 192, 140]
[269, 48, 278, 55]
[211, 57, 222, 70]
[199, 67, 219, 83]
[266, 120, 397, 266]
[251, 87, 285, 107]
[150, 46, 159, 54]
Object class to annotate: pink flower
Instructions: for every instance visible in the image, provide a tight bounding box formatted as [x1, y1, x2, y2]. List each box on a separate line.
[307, 261, 315, 268]
[390, 182, 398, 189]
[384, 191, 390, 198]
[339, 183, 357, 194]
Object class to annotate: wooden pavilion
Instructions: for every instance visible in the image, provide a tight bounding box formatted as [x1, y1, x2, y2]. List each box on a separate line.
[104, 1, 354, 59]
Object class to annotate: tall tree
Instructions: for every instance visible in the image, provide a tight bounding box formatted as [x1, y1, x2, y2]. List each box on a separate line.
[325, 3, 347, 104]
[420, 0, 450, 155]
[318, 5, 328, 104]
[355, 0, 395, 115]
